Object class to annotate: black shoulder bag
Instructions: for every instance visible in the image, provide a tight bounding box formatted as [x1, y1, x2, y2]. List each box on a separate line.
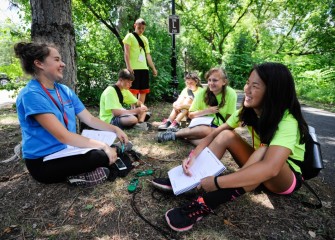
[131, 32, 148, 67]
[187, 88, 195, 99]
[113, 84, 123, 104]
[288, 126, 324, 209]
[208, 91, 226, 124]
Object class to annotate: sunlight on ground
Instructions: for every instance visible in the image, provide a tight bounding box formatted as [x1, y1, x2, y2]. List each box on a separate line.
[251, 194, 275, 209]
[43, 224, 76, 236]
[0, 116, 19, 125]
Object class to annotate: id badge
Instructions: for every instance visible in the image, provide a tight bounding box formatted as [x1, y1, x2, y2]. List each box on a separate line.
[138, 52, 145, 62]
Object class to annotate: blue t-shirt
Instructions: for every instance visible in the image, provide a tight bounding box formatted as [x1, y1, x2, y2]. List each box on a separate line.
[16, 79, 85, 159]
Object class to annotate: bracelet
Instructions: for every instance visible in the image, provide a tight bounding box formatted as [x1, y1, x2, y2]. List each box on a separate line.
[214, 176, 222, 190]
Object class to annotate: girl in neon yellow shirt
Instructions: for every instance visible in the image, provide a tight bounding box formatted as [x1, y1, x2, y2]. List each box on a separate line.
[157, 67, 237, 145]
[162, 62, 310, 232]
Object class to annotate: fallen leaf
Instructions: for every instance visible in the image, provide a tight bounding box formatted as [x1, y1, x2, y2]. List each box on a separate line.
[308, 231, 316, 238]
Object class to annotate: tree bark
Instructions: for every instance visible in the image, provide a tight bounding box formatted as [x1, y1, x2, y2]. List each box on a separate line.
[30, 0, 76, 89]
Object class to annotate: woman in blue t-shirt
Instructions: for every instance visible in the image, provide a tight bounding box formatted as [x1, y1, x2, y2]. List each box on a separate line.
[14, 42, 128, 187]
[159, 62, 310, 232]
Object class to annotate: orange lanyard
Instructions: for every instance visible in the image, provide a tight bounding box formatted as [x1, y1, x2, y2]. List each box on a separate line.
[252, 127, 266, 148]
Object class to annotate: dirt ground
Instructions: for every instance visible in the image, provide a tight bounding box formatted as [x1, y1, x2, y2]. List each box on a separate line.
[0, 102, 335, 240]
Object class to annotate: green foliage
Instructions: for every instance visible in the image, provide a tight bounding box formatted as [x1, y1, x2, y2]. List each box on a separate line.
[1, 0, 334, 106]
[224, 31, 258, 89]
[0, 18, 29, 91]
[75, 20, 125, 104]
[296, 67, 335, 104]
[73, 0, 184, 104]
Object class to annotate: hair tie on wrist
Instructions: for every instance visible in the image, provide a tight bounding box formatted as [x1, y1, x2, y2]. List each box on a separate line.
[214, 176, 222, 190]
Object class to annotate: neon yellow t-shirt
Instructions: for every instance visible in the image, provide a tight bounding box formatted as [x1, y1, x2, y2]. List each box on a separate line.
[99, 86, 138, 123]
[226, 109, 305, 173]
[189, 86, 237, 126]
[123, 33, 150, 70]
[179, 86, 204, 100]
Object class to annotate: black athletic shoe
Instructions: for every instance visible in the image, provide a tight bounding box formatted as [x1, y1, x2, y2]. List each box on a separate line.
[157, 131, 176, 143]
[165, 196, 214, 232]
[145, 112, 151, 122]
[158, 119, 171, 130]
[67, 167, 110, 187]
[151, 177, 173, 191]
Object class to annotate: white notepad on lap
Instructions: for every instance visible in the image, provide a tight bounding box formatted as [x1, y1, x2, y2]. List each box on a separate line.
[168, 147, 226, 195]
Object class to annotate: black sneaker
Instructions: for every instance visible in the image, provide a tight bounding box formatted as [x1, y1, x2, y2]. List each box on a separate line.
[144, 112, 151, 122]
[158, 120, 171, 130]
[151, 178, 173, 191]
[67, 167, 110, 187]
[134, 122, 150, 131]
[157, 131, 176, 143]
[165, 196, 214, 232]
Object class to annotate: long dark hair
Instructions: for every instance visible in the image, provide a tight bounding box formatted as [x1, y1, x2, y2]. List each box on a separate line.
[239, 62, 309, 144]
[204, 67, 228, 108]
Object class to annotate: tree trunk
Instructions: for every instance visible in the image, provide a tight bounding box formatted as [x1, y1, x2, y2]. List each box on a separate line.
[30, 0, 76, 89]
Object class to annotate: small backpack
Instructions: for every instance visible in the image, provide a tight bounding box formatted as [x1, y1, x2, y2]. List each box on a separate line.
[289, 126, 324, 209]
[289, 126, 324, 180]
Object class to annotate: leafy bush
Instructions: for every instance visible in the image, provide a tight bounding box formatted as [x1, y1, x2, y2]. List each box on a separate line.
[296, 67, 335, 104]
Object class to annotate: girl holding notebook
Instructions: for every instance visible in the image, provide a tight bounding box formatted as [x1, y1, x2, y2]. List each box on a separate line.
[161, 62, 309, 232]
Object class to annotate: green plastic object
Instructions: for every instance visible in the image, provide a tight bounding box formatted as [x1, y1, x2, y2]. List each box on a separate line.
[128, 178, 139, 193]
[136, 169, 154, 177]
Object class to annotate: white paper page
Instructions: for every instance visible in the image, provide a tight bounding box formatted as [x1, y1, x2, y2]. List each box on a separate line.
[188, 116, 214, 128]
[81, 129, 117, 145]
[168, 147, 226, 195]
[43, 146, 93, 161]
[43, 130, 117, 161]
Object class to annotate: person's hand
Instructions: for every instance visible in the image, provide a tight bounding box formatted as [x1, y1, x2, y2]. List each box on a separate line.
[199, 176, 217, 192]
[207, 106, 219, 114]
[128, 67, 134, 74]
[140, 104, 148, 111]
[136, 106, 147, 114]
[103, 146, 118, 165]
[182, 151, 196, 176]
[115, 128, 129, 144]
[173, 104, 182, 111]
[152, 68, 158, 77]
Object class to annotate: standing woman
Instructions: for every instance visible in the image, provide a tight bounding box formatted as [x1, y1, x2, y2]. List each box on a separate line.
[157, 67, 237, 145]
[14, 42, 128, 187]
[163, 62, 309, 232]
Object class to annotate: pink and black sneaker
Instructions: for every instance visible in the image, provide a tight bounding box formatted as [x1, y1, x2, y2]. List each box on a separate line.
[165, 196, 214, 232]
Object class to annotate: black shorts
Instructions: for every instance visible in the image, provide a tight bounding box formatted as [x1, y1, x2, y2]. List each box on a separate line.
[130, 69, 150, 94]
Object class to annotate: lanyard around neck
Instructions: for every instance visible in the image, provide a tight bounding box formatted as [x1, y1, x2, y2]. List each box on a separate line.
[39, 82, 69, 128]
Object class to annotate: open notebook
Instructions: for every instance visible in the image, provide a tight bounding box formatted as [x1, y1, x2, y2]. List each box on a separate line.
[43, 130, 117, 161]
[188, 116, 214, 128]
[168, 147, 226, 195]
